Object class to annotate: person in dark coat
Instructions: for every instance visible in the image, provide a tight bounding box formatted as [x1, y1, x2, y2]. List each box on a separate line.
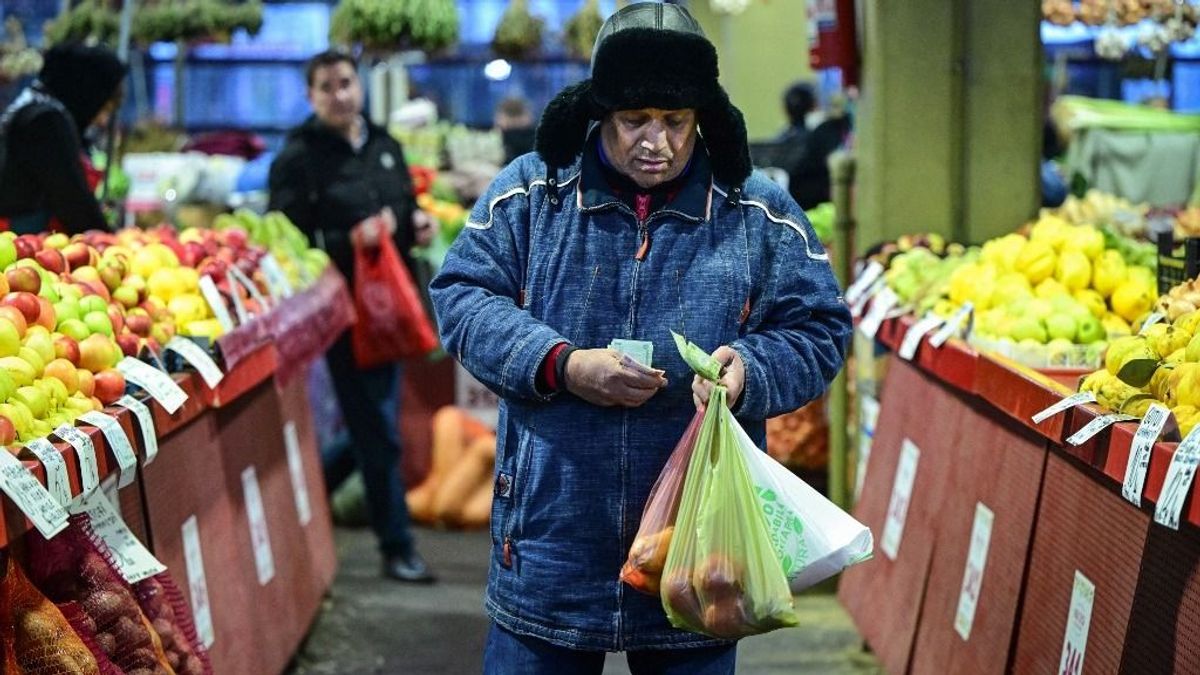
[0, 43, 126, 234]
[269, 48, 437, 583]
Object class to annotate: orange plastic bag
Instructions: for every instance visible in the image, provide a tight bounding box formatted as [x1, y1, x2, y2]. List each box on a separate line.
[619, 410, 704, 595]
[350, 231, 438, 368]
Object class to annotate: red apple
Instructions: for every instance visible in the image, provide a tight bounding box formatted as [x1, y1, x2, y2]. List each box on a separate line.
[222, 228, 249, 250]
[82, 280, 110, 302]
[0, 306, 27, 338]
[124, 313, 152, 337]
[5, 267, 40, 295]
[12, 236, 37, 260]
[33, 297, 54, 331]
[106, 304, 124, 335]
[54, 335, 80, 366]
[141, 336, 161, 354]
[33, 249, 65, 275]
[180, 242, 205, 268]
[62, 241, 90, 270]
[0, 415, 15, 446]
[1, 292, 39, 325]
[92, 369, 126, 405]
[115, 333, 139, 358]
[79, 334, 116, 373]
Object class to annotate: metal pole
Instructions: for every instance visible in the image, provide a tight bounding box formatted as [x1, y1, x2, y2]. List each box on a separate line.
[100, 0, 135, 210]
[828, 150, 856, 509]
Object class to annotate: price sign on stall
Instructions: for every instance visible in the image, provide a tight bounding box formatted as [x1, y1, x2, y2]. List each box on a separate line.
[117, 395, 159, 465]
[1123, 404, 1171, 505]
[199, 275, 235, 333]
[1154, 424, 1200, 530]
[1031, 392, 1096, 425]
[242, 466, 276, 585]
[880, 439, 920, 560]
[164, 337, 224, 389]
[0, 450, 68, 539]
[23, 438, 70, 507]
[79, 412, 137, 487]
[118, 357, 188, 414]
[954, 502, 994, 641]
[70, 487, 165, 583]
[844, 260, 884, 306]
[54, 425, 99, 497]
[1058, 571, 1095, 675]
[283, 422, 312, 526]
[181, 515, 215, 648]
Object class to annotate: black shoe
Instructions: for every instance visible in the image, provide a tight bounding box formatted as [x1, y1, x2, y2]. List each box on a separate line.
[383, 550, 436, 583]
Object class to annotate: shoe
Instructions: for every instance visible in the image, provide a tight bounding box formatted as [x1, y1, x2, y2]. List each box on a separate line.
[383, 550, 436, 583]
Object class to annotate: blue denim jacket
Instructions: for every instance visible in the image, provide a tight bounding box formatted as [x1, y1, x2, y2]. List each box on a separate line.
[429, 147, 851, 651]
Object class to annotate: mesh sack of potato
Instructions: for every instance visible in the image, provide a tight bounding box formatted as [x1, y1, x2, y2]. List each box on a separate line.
[620, 410, 703, 595]
[134, 573, 211, 675]
[26, 516, 176, 675]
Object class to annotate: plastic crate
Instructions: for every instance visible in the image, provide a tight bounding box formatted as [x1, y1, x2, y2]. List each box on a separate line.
[1156, 231, 1200, 295]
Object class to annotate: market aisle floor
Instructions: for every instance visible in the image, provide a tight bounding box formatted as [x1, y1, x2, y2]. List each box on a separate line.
[286, 526, 881, 675]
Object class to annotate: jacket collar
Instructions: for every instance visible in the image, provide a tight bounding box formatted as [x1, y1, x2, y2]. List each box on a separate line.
[577, 129, 714, 223]
[294, 114, 377, 151]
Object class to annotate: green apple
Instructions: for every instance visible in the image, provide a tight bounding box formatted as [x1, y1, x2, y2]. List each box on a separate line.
[0, 238, 16, 271]
[0, 320, 19, 359]
[21, 330, 54, 364]
[1045, 314, 1077, 342]
[17, 347, 43, 377]
[0, 357, 35, 387]
[79, 295, 107, 315]
[83, 311, 113, 337]
[1076, 315, 1105, 344]
[57, 318, 89, 342]
[52, 299, 80, 324]
[0, 369, 16, 403]
[13, 385, 48, 420]
[38, 283, 60, 303]
[57, 283, 83, 301]
[1009, 316, 1048, 343]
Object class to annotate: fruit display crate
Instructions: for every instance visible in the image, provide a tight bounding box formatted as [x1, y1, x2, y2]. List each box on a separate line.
[868, 314, 981, 395]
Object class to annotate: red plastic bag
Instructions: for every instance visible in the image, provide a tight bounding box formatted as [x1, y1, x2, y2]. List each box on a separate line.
[350, 231, 438, 368]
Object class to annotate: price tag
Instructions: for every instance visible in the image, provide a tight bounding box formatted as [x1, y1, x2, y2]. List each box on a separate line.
[24, 438, 71, 506]
[242, 466, 275, 585]
[164, 337, 224, 389]
[54, 425, 99, 497]
[1066, 413, 1137, 446]
[880, 439, 920, 560]
[228, 267, 270, 314]
[898, 313, 946, 361]
[226, 275, 250, 325]
[198, 275, 235, 332]
[78, 412, 136, 488]
[850, 278, 885, 319]
[1123, 404, 1171, 505]
[855, 395, 880, 501]
[858, 288, 899, 340]
[1058, 571, 1095, 675]
[928, 302, 974, 348]
[117, 395, 158, 465]
[283, 422, 312, 526]
[844, 260, 884, 306]
[1139, 312, 1166, 334]
[1153, 425, 1200, 530]
[260, 254, 294, 300]
[1031, 392, 1097, 425]
[118, 357, 188, 414]
[70, 487, 165, 583]
[181, 515, 215, 648]
[0, 450, 68, 538]
[954, 502, 994, 641]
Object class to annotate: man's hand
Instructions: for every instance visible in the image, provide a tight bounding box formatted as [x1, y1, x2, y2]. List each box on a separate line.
[692, 346, 745, 411]
[413, 208, 438, 247]
[351, 207, 397, 249]
[566, 349, 667, 407]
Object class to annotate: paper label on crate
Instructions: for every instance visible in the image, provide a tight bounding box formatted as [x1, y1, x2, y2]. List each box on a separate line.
[1139, 312, 1166, 334]
[856, 395, 881, 501]
[1123, 404, 1171, 505]
[118, 357, 188, 414]
[224, 273, 251, 325]
[260, 254, 294, 299]
[880, 439, 920, 560]
[1031, 392, 1097, 425]
[850, 278, 885, 319]
[102, 474, 120, 513]
[0, 450, 68, 538]
[1153, 424, 1200, 529]
[1058, 571, 1095, 675]
[283, 421, 312, 526]
[954, 502, 995, 641]
[929, 302, 974, 348]
[117, 395, 158, 465]
[844, 260, 884, 306]
[199, 275, 235, 332]
[23, 438, 70, 507]
[79, 412, 136, 488]
[228, 267, 270, 314]
[70, 486, 165, 583]
[241, 466, 276, 585]
[54, 425, 99, 497]
[1066, 413, 1136, 446]
[858, 287, 899, 340]
[898, 313, 946, 361]
[181, 515, 215, 648]
[164, 337, 224, 389]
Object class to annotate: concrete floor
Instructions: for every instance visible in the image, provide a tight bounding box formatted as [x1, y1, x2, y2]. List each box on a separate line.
[285, 525, 881, 675]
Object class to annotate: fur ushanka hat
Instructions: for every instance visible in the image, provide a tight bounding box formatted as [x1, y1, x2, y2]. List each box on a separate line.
[534, 2, 752, 187]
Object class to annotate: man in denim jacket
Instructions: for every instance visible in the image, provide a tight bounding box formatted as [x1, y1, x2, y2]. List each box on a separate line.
[431, 4, 851, 673]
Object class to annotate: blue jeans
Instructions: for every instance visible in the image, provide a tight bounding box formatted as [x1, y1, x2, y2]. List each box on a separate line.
[322, 334, 413, 558]
[482, 623, 737, 675]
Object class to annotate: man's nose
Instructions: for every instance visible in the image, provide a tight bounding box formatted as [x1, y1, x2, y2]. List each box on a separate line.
[640, 122, 667, 151]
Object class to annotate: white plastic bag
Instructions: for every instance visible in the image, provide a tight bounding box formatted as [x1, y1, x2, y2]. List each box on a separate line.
[733, 420, 874, 591]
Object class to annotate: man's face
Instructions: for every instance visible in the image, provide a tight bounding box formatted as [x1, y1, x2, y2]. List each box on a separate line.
[308, 61, 363, 131]
[600, 108, 698, 190]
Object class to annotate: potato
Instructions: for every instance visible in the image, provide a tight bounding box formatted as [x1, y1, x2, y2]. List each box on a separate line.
[83, 589, 126, 625]
[20, 650, 91, 675]
[94, 630, 117, 656]
[662, 569, 702, 624]
[703, 598, 749, 639]
[695, 554, 742, 604]
[15, 609, 61, 643]
[180, 654, 206, 675]
[112, 615, 151, 651]
[80, 554, 112, 583]
[166, 649, 182, 670]
[121, 646, 158, 669]
[151, 617, 178, 649]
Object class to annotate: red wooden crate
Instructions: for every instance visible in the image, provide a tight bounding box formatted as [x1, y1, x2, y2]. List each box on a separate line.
[1058, 402, 1138, 469]
[1010, 454, 1149, 675]
[910, 398, 1048, 675]
[203, 344, 278, 408]
[145, 373, 208, 440]
[975, 352, 1076, 443]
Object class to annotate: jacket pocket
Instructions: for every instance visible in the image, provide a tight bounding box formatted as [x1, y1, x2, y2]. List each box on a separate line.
[496, 423, 535, 568]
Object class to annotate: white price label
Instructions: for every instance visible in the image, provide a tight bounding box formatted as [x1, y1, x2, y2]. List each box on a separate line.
[1031, 392, 1097, 425]
[1066, 413, 1136, 446]
[0, 450, 68, 538]
[844, 261, 885, 306]
[1058, 571, 1095, 675]
[70, 487, 165, 583]
[117, 395, 158, 465]
[228, 267, 270, 314]
[260, 254, 294, 299]
[54, 425, 98, 497]
[181, 515, 215, 648]
[118, 357, 188, 414]
[954, 502, 995, 641]
[1139, 312, 1166, 334]
[226, 276, 250, 325]
[880, 439, 920, 560]
[23, 438, 70, 506]
[242, 466, 275, 585]
[283, 422, 312, 526]
[855, 395, 880, 501]
[850, 278, 885, 319]
[164, 337, 224, 389]
[898, 313, 946, 361]
[79, 412, 136, 487]
[1154, 424, 1200, 530]
[858, 288, 899, 340]
[199, 275, 235, 332]
[928, 302, 973, 348]
[1123, 404, 1171, 505]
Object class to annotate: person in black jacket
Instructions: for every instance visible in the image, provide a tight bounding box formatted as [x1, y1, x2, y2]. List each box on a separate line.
[0, 43, 126, 234]
[269, 49, 437, 583]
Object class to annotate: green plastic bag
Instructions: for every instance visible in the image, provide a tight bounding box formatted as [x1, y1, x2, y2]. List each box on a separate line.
[659, 385, 798, 639]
